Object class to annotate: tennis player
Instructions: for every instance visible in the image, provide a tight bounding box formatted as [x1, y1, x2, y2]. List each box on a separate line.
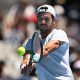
[22, 4, 74, 80]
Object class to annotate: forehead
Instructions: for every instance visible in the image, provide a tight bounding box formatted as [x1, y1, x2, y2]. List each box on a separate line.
[38, 12, 52, 17]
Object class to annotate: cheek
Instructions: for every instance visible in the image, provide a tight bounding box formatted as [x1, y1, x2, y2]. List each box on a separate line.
[48, 21, 52, 26]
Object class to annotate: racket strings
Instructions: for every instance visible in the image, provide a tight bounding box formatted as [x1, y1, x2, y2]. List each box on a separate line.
[32, 35, 41, 54]
[31, 32, 43, 62]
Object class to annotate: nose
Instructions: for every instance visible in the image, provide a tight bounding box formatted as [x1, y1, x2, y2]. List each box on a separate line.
[41, 19, 46, 24]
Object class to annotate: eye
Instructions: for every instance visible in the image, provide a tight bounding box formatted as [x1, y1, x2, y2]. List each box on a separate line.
[45, 18, 49, 22]
[38, 16, 50, 22]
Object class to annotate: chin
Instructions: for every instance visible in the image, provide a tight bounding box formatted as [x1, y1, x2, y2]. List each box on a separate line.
[40, 28, 48, 32]
[41, 26, 47, 29]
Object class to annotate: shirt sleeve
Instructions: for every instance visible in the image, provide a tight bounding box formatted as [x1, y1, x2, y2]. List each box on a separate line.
[50, 30, 69, 43]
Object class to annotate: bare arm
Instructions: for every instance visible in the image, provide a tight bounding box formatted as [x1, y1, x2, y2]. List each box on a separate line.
[43, 40, 64, 57]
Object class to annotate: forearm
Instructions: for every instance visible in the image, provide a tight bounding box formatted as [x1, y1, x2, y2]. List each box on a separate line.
[43, 40, 64, 57]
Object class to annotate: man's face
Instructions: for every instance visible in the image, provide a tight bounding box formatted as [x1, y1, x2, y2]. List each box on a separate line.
[37, 12, 55, 32]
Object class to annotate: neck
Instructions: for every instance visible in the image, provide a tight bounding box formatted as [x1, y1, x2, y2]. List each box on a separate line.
[40, 29, 52, 39]
[41, 32, 48, 39]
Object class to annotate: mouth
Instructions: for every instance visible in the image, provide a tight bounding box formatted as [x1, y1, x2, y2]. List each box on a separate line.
[39, 25, 48, 30]
[40, 24, 47, 27]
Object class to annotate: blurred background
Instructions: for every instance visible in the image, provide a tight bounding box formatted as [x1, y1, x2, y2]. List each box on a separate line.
[0, 0, 80, 80]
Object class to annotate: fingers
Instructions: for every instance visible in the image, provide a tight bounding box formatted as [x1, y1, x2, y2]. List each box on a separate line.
[20, 64, 26, 69]
[32, 62, 35, 67]
[21, 63, 35, 76]
[43, 48, 48, 57]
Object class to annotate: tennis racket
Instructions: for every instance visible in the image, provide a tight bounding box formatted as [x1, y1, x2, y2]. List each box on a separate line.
[21, 32, 43, 76]
[31, 32, 43, 63]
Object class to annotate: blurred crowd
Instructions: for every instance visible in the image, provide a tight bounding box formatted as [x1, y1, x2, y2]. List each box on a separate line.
[0, 0, 80, 80]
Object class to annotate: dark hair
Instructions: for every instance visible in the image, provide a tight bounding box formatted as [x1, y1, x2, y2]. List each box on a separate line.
[51, 14, 56, 21]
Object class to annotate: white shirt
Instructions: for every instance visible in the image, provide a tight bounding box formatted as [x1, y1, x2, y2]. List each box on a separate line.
[24, 29, 74, 80]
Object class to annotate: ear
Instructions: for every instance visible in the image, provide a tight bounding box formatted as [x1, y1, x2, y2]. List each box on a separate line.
[51, 19, 56, 28]
[52, 20, 56, 25]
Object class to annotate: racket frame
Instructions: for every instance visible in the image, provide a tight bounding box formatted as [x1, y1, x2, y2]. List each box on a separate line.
[31, 32, 43, 62]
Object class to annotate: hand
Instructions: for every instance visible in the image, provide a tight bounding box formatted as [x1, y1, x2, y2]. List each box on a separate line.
[20, 54, 35, 76]
[20, 54, 31, 69]
[43, 48, 48, 57]
[21, 62, 35, 76]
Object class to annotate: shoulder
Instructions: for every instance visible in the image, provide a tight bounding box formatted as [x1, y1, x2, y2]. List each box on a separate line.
[53, 29, 67, 35]
[47, 29, 69, 43]
[48, 29, 67, 38]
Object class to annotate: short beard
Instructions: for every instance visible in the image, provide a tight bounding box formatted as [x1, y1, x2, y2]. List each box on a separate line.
[40, 27, 52, 39]
[39, 24, 54, 38]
